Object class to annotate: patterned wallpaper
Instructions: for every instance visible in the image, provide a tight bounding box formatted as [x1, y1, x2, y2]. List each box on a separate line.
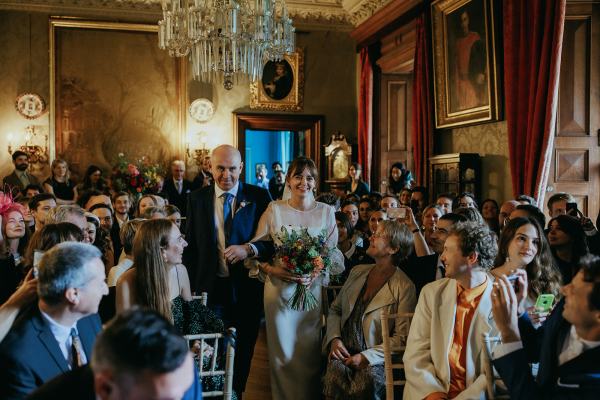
[437, 120, 513, 203]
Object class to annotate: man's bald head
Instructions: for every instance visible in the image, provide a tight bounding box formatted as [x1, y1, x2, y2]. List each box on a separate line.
[211, 145, 244, 191]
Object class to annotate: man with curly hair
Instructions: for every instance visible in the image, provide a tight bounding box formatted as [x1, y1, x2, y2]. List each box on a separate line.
[403, 221, 499, 400]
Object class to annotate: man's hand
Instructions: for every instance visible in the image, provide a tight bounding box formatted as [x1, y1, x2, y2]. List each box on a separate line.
[491, 275, 521, 343]
[223, 245, 249, 264]
[329, 338, 350, 361]
[343, 353, 369, 370]
[403, 206, 419, 232]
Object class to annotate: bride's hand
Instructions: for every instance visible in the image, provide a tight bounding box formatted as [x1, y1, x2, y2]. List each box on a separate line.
[297, 274, 316, 287]
[264, 265, 301, 283]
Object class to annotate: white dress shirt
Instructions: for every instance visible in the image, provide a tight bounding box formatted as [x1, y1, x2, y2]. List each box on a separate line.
[214, 183, 238, 277]
[40, 310, 87, 367]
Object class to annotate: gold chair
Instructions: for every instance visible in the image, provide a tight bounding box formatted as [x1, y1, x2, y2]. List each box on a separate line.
[380, 311, 414, 400]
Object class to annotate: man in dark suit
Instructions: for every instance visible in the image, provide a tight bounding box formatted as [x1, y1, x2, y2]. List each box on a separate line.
[28, 309, 202, 400]
[2, 150, 40, 197]
[185, 144, 272, 398]
[192, 155, 214, 190]
[0, 242, 107, 399]
[161, 160, 193, 215]
[491, 255, 600, 399]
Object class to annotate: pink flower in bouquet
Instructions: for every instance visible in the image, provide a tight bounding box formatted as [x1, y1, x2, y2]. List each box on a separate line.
[127, 163, 140, 176]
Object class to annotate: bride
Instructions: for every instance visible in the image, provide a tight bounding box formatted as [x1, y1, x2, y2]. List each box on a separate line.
[244, 157, 343, 399]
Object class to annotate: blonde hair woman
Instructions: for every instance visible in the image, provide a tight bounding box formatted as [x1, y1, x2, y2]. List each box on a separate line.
[43, 159, 77, 205]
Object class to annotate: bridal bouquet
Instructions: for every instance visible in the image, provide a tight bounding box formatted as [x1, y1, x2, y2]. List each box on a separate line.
[275, 226, 332, 311]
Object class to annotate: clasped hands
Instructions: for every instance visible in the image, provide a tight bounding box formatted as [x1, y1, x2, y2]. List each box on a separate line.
[328, 338, 369, 370]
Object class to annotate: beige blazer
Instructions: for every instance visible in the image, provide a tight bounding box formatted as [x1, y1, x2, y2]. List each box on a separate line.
[403, 275, 498, 400]
[324, 264, 417, 365]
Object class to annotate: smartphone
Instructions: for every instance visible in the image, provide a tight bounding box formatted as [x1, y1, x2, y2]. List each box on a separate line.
[33, 250, 44, 268]
[566, 202, 578, 216]
[387, 207, 406, 220]
[535, 294, 555, 313]
[506, 274, 519, 293]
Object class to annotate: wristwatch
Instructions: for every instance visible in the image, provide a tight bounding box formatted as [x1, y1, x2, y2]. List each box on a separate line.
[246, 243, 256, 257]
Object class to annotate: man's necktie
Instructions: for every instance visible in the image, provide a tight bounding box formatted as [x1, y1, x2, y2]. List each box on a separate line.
[70, 328, 84, 369]
[177, 180, 182, 194]
[222, 193, 234, 244]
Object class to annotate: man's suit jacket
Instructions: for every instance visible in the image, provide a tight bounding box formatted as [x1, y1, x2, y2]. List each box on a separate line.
[493, 301, 600, 399]
[27, 364, 203, 400]
[161, 178, 194, 214]
[0, 305, 101, 400]
[3, 171, 40, 196]
[403, 276, 498, 400]
[402, 253, 439, 297]
[185, 182, 273, 294]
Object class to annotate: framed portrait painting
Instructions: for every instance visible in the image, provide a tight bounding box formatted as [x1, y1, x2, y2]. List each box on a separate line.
[431, 0, 502, 128]
[250, 49, 304, 112]
[49, 19, 186, 179]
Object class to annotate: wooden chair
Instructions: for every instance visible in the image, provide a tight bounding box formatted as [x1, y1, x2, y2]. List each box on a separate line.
[380, 311, 414, 400]
[482, 333, 510, 399]
[191, 292, 208, 306]
[321, 285, 343, 328]
[185, 327, 236, 399]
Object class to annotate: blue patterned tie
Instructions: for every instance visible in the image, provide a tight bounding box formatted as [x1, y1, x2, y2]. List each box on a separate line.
[222, 192, 234, 244]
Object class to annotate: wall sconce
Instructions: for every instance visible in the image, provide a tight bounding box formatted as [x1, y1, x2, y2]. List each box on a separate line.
[186, 131, 210, 167]
[7, 126, 49, 164]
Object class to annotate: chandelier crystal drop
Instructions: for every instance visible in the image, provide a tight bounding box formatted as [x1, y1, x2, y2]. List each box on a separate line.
[158, 0, 296, 90]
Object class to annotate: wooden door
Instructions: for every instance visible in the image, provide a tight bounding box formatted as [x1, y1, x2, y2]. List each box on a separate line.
[547, 2, 600, 223]
[377, 74, 413, 193]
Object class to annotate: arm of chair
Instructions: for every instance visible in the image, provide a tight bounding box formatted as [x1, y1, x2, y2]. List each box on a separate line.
[323, 286, 344, 353]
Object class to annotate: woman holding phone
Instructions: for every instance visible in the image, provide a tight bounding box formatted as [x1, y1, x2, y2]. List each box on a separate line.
[492, 217, 562, 323]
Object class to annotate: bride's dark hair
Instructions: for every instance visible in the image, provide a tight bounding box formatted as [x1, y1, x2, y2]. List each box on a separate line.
[286, 157, 318, 182]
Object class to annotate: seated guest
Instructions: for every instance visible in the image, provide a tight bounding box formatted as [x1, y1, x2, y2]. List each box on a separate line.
[399, 188, 412, 207]
[111, 191, 131, 228]
[547, 215, 590, 284]
[135, 194, 157, 217]
[30, 193, 57, 233]
[43, 159, 77, 205]
[436, 193, 454, 214]
[324, 220, 417, 399]
[345, 162, 370, 197]
[1, 202, 28, 266]
[547, 192, 575, 218]
[510, 204, 546, 230]
[77, 165, 107, 193]
[45, 205, 91, 243]
[152, 194, 167, 207]
[161, 160, 192, 215]
[0, 269, 37, 343]
[491, 255, 600, 399]
[334, 212, 373, 283]
[90, 203, 119, 266]
[492, 217, 562, 322]
[0, 242, 106, 399]
[499, 200, 520, 230]
[403, 221, 498, 400]
[141, 205, 167, 219]
[23, 222, 84, 272]
[357, 198, 372, 234]
[421, 204, 443, 249]
[78, 190, 112, 211]
[28, 308, 202, 400]
[317, 192, 341, 210]
[342, 200, 365, 248]
[85, 211, 114, 273]
[381, 195, 399, 211]
[481, 198, 500, 235]
[410, 186, 429, 214]
[456, 191, 477, 209]
[192, 155, 213, 189]
[368, 209, 388, 237]
[116, 219, 192, 326]
[164, 204, 183, 229]
[107, 219, 143, 287]
[23, 184, 43, 198]
[15, 196, 34, 230]
[2, 151, 40, 197]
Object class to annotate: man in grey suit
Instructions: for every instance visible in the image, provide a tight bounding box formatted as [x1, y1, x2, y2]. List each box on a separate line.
[2, 150, 40, 197]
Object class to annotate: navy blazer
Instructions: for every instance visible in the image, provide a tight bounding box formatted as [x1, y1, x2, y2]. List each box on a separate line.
[185, 182, 273, 294]
[161, 178, 194, 215]
[493, 301, 600, 399]
[0, 305, 102, 400]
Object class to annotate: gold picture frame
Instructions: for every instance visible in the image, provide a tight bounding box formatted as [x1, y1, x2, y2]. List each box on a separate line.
[431, 0, 501, 128]
[49, 18, 186, 178]
[250, 49, 304, 112]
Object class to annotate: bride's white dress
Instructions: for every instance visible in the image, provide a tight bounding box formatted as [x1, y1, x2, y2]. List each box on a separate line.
[250, 200, 343, 400]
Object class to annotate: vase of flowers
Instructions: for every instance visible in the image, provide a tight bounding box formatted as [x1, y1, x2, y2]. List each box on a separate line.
[110, 153, 165, 199]
[275, 226, 332, 311]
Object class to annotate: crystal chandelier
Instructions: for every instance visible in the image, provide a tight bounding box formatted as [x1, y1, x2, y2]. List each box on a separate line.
[159, 0, 296, 90]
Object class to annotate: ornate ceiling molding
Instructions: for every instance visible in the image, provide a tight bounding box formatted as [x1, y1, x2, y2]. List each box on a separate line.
[343, 0, 394, 26]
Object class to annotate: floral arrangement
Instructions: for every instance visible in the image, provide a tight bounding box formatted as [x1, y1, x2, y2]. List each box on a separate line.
[110, 153, 165, 197]
[275, 226, 332, 311]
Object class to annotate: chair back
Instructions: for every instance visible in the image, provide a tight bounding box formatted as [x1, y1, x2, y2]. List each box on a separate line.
[184, 327, 236, 399]
[482, 333, 510, 399]
[191, 292, 208, 306]
[380, 310, 413, 400]
[321, 285, 343, 320]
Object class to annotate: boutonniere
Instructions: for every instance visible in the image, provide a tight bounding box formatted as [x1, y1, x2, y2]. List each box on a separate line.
[235, 200, 252, 214]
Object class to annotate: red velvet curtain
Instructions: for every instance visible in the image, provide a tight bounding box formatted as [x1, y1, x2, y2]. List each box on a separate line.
[358, 48, 373, 184]
[411, 14, 433, 186]
[504, 0, 566, 203]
